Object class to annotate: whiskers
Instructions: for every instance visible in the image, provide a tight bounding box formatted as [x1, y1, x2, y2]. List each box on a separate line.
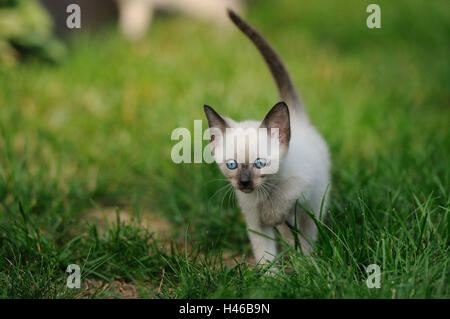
[222, 183, 236, 209]
[256, 180, 276, 212]
[206, 178, 237, 212]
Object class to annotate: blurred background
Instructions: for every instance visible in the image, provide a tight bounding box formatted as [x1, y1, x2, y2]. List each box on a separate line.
[0, 0, 448, 298]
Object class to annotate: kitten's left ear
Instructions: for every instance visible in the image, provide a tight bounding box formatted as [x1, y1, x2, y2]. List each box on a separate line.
[260, 101, 291, 145]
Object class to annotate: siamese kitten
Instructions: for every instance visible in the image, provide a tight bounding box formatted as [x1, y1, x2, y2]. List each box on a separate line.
[204, 11, 331, 265]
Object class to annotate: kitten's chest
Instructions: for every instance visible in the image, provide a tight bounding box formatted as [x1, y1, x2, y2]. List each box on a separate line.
[236, 186, 276, 211]
[236, 191, 260, 211]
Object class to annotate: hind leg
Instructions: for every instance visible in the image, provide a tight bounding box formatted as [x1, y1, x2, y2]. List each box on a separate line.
[297, 192, 328, 255]
[283, 195, 327, 255]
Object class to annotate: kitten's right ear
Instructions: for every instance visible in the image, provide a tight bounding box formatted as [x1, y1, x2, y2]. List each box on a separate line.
[204, 105, 228, 141]
[260, 101, 291, 146]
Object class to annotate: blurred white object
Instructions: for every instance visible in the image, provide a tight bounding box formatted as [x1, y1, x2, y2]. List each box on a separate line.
[116, 0, 245, 40]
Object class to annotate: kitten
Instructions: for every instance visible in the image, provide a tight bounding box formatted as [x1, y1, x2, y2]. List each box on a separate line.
[203, 11, 331, 265]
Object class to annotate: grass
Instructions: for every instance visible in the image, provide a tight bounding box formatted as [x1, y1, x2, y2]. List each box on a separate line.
[0, 0, 448, 298]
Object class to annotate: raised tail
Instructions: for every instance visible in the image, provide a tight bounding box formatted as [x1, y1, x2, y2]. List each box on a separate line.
[227, 10, 304, 116]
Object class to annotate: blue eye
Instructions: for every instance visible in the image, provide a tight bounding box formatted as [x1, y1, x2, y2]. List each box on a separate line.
[226, 159, 238, 170]
[254, 158, 267, 169]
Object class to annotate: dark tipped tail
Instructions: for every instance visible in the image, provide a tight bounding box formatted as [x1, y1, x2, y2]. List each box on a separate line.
[227, 10, 303, 116]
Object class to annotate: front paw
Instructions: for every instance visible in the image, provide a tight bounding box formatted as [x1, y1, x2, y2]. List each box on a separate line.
[259, 203, 285, 226]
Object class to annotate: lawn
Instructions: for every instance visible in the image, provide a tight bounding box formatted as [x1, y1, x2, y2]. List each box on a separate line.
[0, 0, 448, 298]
